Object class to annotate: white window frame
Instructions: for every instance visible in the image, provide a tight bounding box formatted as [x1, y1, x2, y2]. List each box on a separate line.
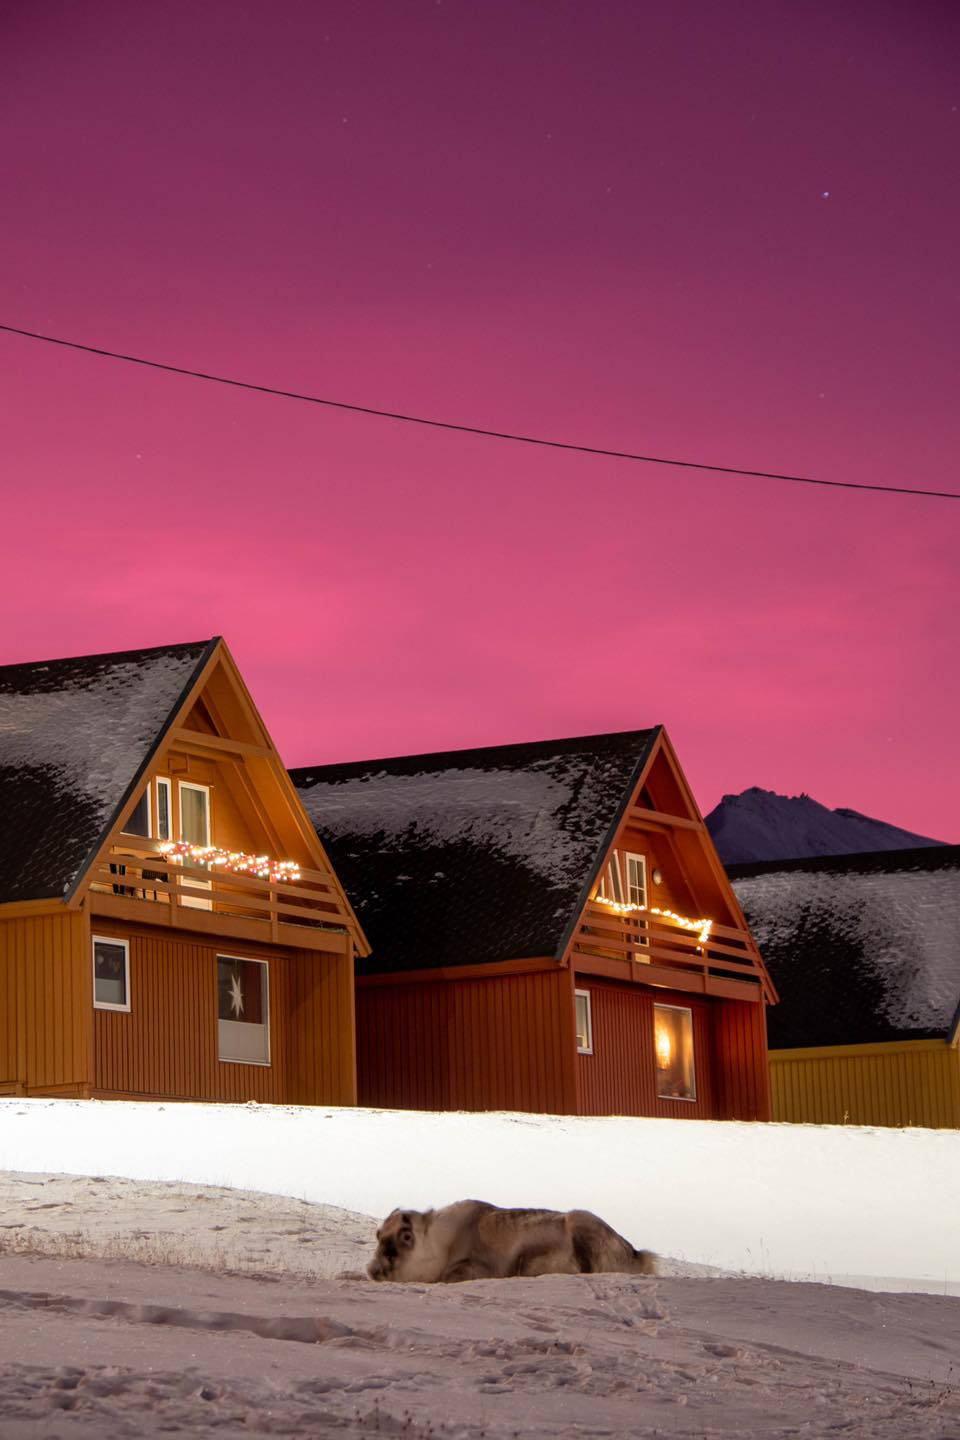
[623, 852, 647, 908]
[653, 1003, 697, 1103]
[92, 935, 131, 1013]
[217, 954, 271, 1067]
[574, 989, 593, 1055]
[178, 780, 212, 909]
[624, 851, 649, 957]
[155, 776, 173, 842]
[597, 850, 624, 904]
[178, 780, 211, 844]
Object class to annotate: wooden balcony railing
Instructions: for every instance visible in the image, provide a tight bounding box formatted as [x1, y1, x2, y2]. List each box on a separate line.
[88, 839, 351, 950]
[570, 899, 772, 1000]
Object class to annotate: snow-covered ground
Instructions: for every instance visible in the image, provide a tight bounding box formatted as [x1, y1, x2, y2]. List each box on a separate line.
[2, 1098, 959, 1295]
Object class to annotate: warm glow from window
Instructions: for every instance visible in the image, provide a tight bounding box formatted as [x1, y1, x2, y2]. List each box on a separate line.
[655, 1022, 672, 1068]
[654, 1005, 696, 1101]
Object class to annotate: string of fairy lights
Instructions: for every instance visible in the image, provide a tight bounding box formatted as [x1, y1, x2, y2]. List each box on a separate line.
[593, 895, 713, 947]
[158, 841, 301, 884]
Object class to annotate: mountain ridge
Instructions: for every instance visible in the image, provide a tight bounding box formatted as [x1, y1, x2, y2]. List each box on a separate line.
[705, 785, 946, 865]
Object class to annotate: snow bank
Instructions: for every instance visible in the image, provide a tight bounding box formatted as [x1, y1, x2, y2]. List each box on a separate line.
[2, 1099, 958, 1296]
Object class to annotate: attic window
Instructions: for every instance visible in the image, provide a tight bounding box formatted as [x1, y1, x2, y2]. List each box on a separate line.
[598, 852, 624, 904]
[624, 853, 647, 908]
[122, 789, 151, 838]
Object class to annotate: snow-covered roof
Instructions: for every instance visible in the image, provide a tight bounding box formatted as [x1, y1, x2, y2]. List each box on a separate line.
[291, 730, 658, 972]
[0, 640, 214, 904]
[730, 848, 960, 1045]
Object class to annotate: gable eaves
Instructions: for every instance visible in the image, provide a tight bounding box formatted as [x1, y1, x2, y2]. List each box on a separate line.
[64, 638, 222, 907]
[210, 641, 371, 957]
[552, 727, 662, 964]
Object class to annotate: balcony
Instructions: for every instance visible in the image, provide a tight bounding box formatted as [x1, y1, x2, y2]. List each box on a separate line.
[88, 839, 353, 955]
[570, 898, 773, 1002]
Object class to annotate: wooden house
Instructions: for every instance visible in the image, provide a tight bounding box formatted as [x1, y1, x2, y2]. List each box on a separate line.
[730, 847, 960, 1128]
[0, 638, 367, 1104]
[292, 728, 776, 1119]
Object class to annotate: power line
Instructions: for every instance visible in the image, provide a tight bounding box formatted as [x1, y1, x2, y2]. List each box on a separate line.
[2, 321, 957, 501]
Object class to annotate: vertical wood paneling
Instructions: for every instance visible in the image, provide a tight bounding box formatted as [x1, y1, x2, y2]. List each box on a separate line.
[712, 998, 771, 1121]
[286, 948, 356, 1105]
[770, 1041, 960, 1128]
[575, 979, 718, 1118]
[92, 923, 351, 1104]
[356, 966, 577, 1114]
[0, 912, 90, 1095]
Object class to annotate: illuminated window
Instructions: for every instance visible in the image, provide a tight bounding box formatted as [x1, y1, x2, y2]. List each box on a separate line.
[653, 1005, 696, 1101]
[179, 781, 212, 910]
[93, 936, 130, 1011]
[217, 956, 270, 1065]
[574, 989, 593, 1054]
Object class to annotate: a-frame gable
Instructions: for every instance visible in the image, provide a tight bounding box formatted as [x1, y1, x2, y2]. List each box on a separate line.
[561, 728, 776, 1003]
[75, 639, 369, 956]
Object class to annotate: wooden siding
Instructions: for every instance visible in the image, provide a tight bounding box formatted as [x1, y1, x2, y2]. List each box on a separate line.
[357, 965, 578, 1114]
[574, 979, 717, 1118]
[286, 946, 356, 1106]
[0, 910, 91, 1095]
[92, 921, 354, 1105]
[770, 1040, 960, 1129]
[712, 997, 771, 1121]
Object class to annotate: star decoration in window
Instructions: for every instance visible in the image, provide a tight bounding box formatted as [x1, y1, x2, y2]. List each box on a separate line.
[229, 971, 244, 1018]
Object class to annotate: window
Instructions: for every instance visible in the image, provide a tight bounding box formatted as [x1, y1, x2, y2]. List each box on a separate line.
[93, 936, 130, 1011]
[217, 956, 270, 1065]
[155, 777, 172, 842]
[179, 781, 212, 909]
[624, 853, 647, 908]
[121, 788, 151, 838]
[624, 852, 649, 958]
[653, 1005, 696, 1101]
[574, 989, 593, 1054]
[179, 781, 210, 845]
[598, 851, 624, 903]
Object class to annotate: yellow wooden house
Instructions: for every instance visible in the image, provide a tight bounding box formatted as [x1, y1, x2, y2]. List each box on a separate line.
[0, 638, 367, 1104]
[729, 847, 960, 1128]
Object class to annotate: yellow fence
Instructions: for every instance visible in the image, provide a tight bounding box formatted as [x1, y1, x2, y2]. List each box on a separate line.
[770, 1039, 960, 1129]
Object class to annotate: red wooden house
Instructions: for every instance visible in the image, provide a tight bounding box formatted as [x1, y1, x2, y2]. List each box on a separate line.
[292, 727, 775, 1118]
[0, 638, 367, 1104]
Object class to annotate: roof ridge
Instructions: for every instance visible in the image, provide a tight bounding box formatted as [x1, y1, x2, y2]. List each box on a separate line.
[290, 726, 660, 779]
[728, 843, 960, 878]
[0, 637, 219, 678]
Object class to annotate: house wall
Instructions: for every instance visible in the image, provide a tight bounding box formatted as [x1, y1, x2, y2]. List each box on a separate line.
[713, 997, 771, 1121]
[770, 1040, 960, 1129]
[356, 964, 578, 1114]
[574, 978, 770, 1120]
[0, 910, 92, 1097]
[91, 920, 355, 1105]
[614, 827, 701, 918]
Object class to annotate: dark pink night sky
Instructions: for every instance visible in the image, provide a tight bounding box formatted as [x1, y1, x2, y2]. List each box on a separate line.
[2, 2, 958, 838]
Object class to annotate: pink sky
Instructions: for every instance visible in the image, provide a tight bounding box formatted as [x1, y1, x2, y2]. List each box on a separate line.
[2, 1, 958, 839]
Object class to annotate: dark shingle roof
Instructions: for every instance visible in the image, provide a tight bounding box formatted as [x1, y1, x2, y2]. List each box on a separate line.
[0, 640, 215, 904]
[729, 847, 960, 1047]
[291, 729, 659, 974]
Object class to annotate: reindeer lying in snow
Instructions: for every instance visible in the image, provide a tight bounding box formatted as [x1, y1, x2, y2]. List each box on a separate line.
[367, 1200, 656, 1283]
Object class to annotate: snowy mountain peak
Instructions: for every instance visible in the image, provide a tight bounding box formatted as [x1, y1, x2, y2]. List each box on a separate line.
[706, 787, 946, 865]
